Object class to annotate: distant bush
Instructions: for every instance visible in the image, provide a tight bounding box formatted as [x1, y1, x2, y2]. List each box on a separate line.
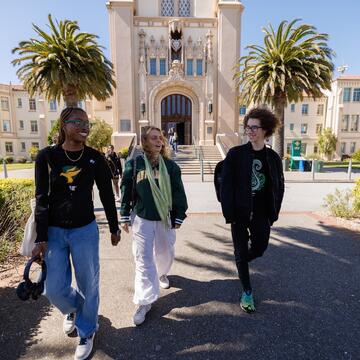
[118, 147, 129, 158]
[305, 153, 322, 160]
[29, 146, 39, 161]
[16, 156, 27, 163]
[4, 156, 14, 164]
[0, 179, 34, 263]
[353, 179, 360, 214]
[352, 149, 360, 162]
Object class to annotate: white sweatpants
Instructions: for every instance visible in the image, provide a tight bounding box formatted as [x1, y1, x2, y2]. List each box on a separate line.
[131, 215, 176, 305]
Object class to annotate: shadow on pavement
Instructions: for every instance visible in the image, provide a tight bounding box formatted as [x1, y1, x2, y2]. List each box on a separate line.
[0, 288, 52, 360]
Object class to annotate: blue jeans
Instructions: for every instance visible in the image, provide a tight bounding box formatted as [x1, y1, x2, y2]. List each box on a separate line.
[44, 220, 99, 338]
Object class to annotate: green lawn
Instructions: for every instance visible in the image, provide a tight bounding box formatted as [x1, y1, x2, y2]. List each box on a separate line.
[0, 163, 35, 171]
[323, 162, 360, 169]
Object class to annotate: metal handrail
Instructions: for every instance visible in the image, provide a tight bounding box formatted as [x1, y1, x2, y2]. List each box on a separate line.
[127, 134, 138, 160]
[216, 133, 228, 158]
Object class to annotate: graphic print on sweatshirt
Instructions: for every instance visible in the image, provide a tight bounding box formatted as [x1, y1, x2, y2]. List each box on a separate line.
[251, 159, 266, 194]
[136, 169, 160, 183]
[60, 165, 82, 184]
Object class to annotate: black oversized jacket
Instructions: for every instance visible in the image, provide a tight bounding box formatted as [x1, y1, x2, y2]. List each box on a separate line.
[220, 142, 285, 224]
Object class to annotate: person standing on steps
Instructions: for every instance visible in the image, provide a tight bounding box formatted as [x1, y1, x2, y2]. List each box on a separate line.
[32, 107, 121, 360]
[220, 107, 284, 313]
[120, 125, 188, 326]
[105, 144, 123, 201]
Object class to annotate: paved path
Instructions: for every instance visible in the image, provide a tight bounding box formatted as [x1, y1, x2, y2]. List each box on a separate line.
[1, 213, 359, 360]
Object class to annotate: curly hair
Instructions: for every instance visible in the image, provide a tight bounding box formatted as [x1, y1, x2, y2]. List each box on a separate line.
[243, 107, 280, 137]
[58, 107, 88, 145]
[141, 125, 170, 164]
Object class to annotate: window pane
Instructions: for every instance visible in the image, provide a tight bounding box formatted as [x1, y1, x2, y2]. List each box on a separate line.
[21, 142, 26, 151]
[49, 99, 57, 111]
[289, 123, 294, 131]
[343, 88, 351, 102]
[301, 104, 308, 115]
[239, 106, 246, 115]
[301, 143, 307, 154]
[186, 59, 193, 76]
[351, 115, 359, 131]
[317, 104, 324, 115]
[5, 142, 13, 153]
[17, 98, 22, 108]
[316, 124, 323, 134]
[161, 0, 174, 16]
[196, 59, 203, 76]
[350, 142, 356, 153]
[301, 123, 308, 134]
[290, 104, 295, 112]
[120, 119, 131, 132]
[341, 142, 346, 154]
[29, 99, 36, 110]
[19, 120, 24, 130]
[1, 97, 9, 111]
[353, 88, 360, 102]
[150, 58, 157, 75]
[160, 59, 166, 75]
[3, 120, 10, 132]
[341, 115, 349, 131]
[31, 120, 38, 132]
[179, 0, 190, 17]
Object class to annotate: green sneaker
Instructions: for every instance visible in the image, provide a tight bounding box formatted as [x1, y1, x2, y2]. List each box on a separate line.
[240, 291, 255, 313]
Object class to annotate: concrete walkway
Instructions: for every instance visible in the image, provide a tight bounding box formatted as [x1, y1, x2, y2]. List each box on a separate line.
[1, 212, 359, 359]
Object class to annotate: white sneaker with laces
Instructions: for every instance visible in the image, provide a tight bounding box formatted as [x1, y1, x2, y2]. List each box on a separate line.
[133, 304, 151, 326]
[63, 313, 76, 335]
[159, 275, 170, 289]
[74, 333, 95, 360]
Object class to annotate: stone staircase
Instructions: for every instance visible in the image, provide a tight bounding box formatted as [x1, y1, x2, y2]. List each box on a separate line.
[130, 145, 223, 175]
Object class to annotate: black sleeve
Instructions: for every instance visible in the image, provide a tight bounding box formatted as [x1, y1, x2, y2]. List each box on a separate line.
[34, 148, 50, 243]
[220, 148, 236, 223]
[94, 154, 119, 234]
[276, 153, 285, 214]
[117, 155, 123, 176]
[170, 163, 188, 225]
[119, 159, 134, 222]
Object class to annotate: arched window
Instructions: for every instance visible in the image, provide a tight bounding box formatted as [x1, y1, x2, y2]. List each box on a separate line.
[178, 0, 190, 17]
[161, 0, 174, 16]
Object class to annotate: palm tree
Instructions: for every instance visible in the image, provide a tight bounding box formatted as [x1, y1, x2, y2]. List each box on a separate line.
[234, 19, 334, 158]
[12, 14, 115, 107]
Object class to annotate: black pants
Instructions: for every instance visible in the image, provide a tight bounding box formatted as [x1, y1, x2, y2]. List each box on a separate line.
[231, 216, 271, 292]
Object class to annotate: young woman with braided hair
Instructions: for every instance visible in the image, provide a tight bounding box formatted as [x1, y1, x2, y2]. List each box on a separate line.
[32, 107, 120, 360]
[120, 126, 188, 326]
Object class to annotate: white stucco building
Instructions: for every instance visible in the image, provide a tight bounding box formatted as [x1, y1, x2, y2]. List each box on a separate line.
[107, 0, 244, 148]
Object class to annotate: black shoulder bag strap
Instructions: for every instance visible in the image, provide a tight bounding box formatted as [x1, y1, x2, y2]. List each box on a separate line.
[131, 157, 137, 209]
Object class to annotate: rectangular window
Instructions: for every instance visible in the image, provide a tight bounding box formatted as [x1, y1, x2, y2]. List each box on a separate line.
[105, 105, 112, 110]
[301, 143, 307, 155]
[30, 120, 38, 133]
[31, 142, 39, 149]
[301, 104, 308, 115]
[317, 104, 324, 116]
[286, 143, 291, 155]
[159, 58, 166, 75]
[350, 142, 356, 153]
[343, 87, 351, 102]
[290, 104, 295, 112]
[49, 99, 57, 111]
[341, 115, 349, 131]
[186, 59, 193, 76]
[316, 124, 323, 134]
[351, 115, 359, 131]
[314, 144, 318, 153]
[196, 59, 203, 76]
[353, 88, 360, 102]
[149, 58, 157, 75]
[301, 123, 308, 134]
[20, 142, 26, 152]
[2, 120, 11, 132]
[120, 119, 131, 132]
[5, 142, 13, 154]
[239, 106, 246, 115]
[29, 98, 36, 110]
[206, 126, 213, 135]
[1, 97, 9, 111]
[289, 123, 294, 131]
[17, 98, 22, 108]
[19, 120, 24, 130]
[341, 142, 346, 154]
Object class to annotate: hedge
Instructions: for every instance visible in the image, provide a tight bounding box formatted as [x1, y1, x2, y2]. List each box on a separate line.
[0, 179, 34, 263]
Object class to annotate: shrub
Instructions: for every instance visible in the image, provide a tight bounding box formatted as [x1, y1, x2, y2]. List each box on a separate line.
[4, 156, 14, 164]
[118, 147, 129, 158]
[352, 149, 360, 162]
[353, 179, 360, 214]
[29, 145, 39, 161]
[16, 156, 27, 163]
[0, 179, 34, 263]
[323, 188, 355, 219]
[305, 153, 322, 160]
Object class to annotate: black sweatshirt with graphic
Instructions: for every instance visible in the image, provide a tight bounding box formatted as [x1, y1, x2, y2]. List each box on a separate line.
[34, 145, 119, 243]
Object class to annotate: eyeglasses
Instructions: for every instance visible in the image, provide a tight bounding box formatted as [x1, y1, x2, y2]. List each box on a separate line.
[64, 119, 92, 129]
[244, 125, 262, 133]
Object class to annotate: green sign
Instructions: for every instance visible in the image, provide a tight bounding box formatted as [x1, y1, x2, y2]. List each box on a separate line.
[291, 140, 301, 157]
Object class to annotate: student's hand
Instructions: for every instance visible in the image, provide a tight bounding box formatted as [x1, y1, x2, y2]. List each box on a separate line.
[32, 242, 48, 262]
[111, 230, 121, 246]
[121, 223, 130, 233]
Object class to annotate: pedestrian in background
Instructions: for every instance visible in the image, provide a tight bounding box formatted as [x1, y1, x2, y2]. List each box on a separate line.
[105, 144, 123, 201]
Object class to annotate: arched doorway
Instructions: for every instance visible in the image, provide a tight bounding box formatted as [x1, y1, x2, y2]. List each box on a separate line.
[161, 94, 192, 145]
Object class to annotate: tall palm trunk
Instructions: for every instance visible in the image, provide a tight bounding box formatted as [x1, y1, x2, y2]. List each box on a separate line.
[63, 85, 79, 107]
[273, 94, 286, 158]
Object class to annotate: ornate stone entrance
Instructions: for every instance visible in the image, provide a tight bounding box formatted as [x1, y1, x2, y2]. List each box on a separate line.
[161, 94, 192, 145]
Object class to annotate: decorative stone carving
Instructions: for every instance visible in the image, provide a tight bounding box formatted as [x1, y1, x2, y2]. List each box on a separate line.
[186, 36, 194, 58]
[169, 19, 183, 33]
[168, 60, 184, 81]
[171, 39, 182, 52]
[195, 37, 204, 59]
[158, 36, 168, 58]
[206, 30, 213, 63]
[147, 35, 157, 58]
[138, 29, 146, 60]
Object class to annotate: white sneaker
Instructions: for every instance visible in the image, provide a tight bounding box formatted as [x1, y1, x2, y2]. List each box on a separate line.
[63, 313, 76, 335]
[133, 304, 151, 326]
[74, 333, 95, 360]
[159, 275, 170, 289]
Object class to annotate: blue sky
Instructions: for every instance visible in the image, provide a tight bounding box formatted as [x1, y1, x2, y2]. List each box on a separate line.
[0, 0, 358, 84]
